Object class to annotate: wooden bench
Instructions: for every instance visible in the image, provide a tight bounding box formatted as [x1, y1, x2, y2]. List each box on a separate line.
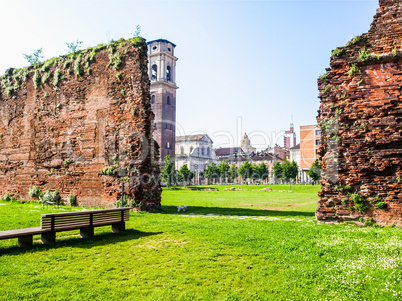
[0, 207, 132, 247]
[40, 208, 132, 244]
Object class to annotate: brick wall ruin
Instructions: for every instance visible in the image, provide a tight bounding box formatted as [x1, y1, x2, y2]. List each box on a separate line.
[0, 38, 161, 211]
[316, 0, 402, 226]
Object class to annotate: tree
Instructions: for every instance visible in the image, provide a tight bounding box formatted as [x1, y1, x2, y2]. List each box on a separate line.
[177, 164, 194, 187]
[203, 163, 219, 184]
[282, 160, 298, 188]
[253, 162, 269, 182]
[160, 155, 176, 187]
[23, 48, 44, 65]
[238, 160, 253, 181]
[307, 159, 322, 184]
[273, 162, 283, 183]
[229, 163, 238, 183]
[218, 160, 230, 182]
[66, 40, 83, 54]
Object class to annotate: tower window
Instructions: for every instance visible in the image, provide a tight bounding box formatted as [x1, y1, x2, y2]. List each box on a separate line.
[190, 146, 193, 153]
[152, 46, 157, 50]
[167, 142, 170, 149]
[167, 96, 170, 105]
[180, 147, 184, 154]
[168, 47, 171, 52]
[167, 66, 171, 82]
[151, 65, 157, 80]
[151, 95, 155, 104]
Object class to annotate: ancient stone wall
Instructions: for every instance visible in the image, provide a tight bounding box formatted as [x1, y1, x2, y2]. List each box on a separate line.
[0, 38, 161, 211]
[316, 0, 402, 226]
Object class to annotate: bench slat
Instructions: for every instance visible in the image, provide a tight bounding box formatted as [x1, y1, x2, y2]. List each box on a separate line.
[0, 227, 48, 240]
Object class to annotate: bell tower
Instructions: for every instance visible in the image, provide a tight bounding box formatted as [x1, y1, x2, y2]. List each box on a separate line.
[147, 39, 178, 162]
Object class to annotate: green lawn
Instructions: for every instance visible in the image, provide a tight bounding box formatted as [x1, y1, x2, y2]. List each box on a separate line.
[1, 185, 402, 300]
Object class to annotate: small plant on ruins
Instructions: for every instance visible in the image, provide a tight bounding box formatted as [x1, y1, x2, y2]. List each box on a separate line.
[116, 72, 123, 80]
[111, 154, 119, 165]
[344, 184, 352, 191]
[29, 186, 42, 198]
[355, 203, 368, 213]
[374, 201, 386, 209]
[100, 166, 118, 176]
[120, 89, 125, 96]
[319, 72, 330, 82]
[68, 194, 77, 206]
[53, 69, 62, 86]
[358, 47, 370, 61]
[332, 48, 343, 57]
[107, 52, 122, 70]
[364, 218, 373, 227]
[335, 108, 342, 116]
[74, 55, 84, 77]
[392, 46, 398, 57]
[63, 158, 73, 167]
[341, 198, 348, 205]
[348, 206, 354, 211]
[350, 193, 364, 204]
[23, 48, 44, 65]
[33, 70, 41, 89]
[357, 79, 363, 87]
[321, 85, 330, 94]
[398, 178, 401, 183]
[1, 192, 17, 202]
[347, 64, 359, 77]
[346, 35, 363, 47]
[40, 189, 61, 205]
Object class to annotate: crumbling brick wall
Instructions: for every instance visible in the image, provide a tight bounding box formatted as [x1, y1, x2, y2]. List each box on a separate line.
[316, 0, 402, 226]
[0, 38, 161, 211]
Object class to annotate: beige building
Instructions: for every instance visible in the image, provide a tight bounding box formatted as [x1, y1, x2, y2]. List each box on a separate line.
[175, 134, 219, 174]
[300, 125, 321, 182]
[240, 133, 256, 155]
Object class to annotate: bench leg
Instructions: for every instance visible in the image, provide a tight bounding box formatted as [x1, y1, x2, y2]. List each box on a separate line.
[41, 232, 56, 244]
[80, 227, 94, 239]
[18, 235, 33, 248]
[112, 222, 125, 233]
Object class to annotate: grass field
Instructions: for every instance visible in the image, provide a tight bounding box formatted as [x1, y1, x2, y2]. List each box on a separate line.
[1, 185, 402, 300]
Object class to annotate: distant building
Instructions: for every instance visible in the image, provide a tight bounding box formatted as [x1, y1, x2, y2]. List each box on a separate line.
[147, 39, 178, 161]
[284, 123, 297, 149]
[266, 145, 289, 161]
[240, 133, 256, 155]
[289, 143, 302, 182]
[175, 134, 219, 174]
[300, 125, 321, 182]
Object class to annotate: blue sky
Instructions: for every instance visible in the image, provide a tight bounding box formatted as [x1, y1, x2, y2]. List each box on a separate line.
[0, 0, 378, 149]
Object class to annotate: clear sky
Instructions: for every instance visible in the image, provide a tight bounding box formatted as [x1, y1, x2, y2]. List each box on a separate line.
[0, 0, 378, 150]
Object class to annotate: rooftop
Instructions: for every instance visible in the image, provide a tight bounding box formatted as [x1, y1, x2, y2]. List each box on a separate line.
[147, 39, 176, 47]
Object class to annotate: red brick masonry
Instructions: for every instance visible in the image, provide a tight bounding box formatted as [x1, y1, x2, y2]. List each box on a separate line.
[0, 39, 161, 211]
[316, 0, 402, 226]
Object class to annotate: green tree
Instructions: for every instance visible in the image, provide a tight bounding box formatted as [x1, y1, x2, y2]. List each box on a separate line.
[282, 160, 298, 188]
[307, 159, 322, 184]
[253, 162, 269, 182]
[229, 163, 238, 183]
[218, 160, 230, 182]
[177, 164, 194, 187]
[160, 155, 176, 187]
[238, 160, 253, 181]
[23, 48, 44, 65]
[203, 163, 220, 184]
[273, 161, 283, 183]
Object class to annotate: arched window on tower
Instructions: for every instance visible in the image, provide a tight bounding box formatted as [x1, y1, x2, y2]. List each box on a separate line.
[167, 96, 170, 105]
[151, 95, 155, 104]
[180, 147, 184, 154]
[151, 65, 157, 80]
[166, 66, 171, 82]
[190, 146, 193, 154]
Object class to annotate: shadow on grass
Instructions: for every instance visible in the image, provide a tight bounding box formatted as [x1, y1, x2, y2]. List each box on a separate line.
[0, 229, 162, 255]
[160, 205, 315, 218]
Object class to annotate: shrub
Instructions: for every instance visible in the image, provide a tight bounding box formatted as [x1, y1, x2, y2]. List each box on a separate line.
[355, 203, 368, 213]
[53, 69, 62, 86]
[108, 52, 122, 70]
[364, 218, 373, 227]
[1, 192, 17, 202]
[68, 194, 77, 206]
[350, 193, 364, 204]
[346, 35, 363, 47]
[319, 72, 329, 81]
[374, 201, 386, 209]
[358, 47, 370, 61]
[33, 70, 41, 89]
[332, 48, 342, 57]
[29, 186, 42, 198]
[40, 189, 62, 205]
